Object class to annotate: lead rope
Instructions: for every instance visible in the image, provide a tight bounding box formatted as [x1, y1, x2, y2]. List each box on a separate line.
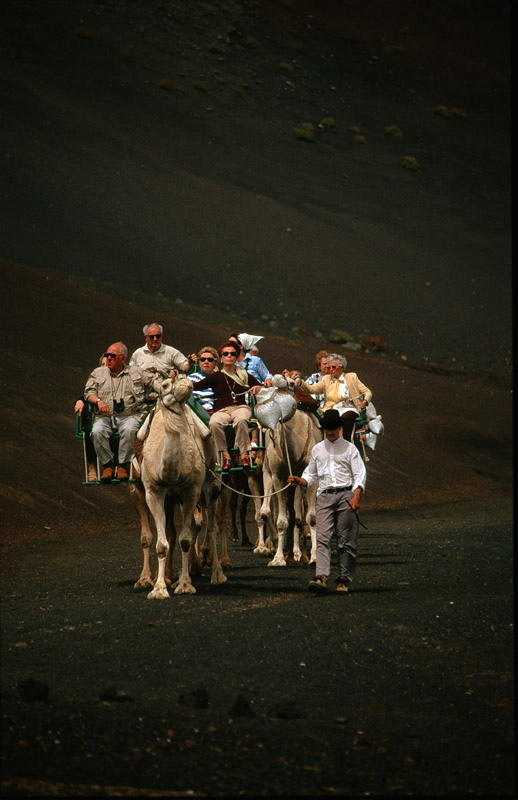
[178, 398, 290, 500]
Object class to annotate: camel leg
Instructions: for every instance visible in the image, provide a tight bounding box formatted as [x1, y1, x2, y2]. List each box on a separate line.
[130, 480, 155, 589]
[258, 464, 275, 555]
[145, 486, 171, 600]
[229, 491, 239, 543]
[268, 480, 291, 567]
[164, 495, 177, 585]
[289, 486, 304, 563]
[239, 494, 251, 546]
[216, 485, 233, 569]
[189, 505, 205, 574]
[205, 485, 227, 585]
[174, 489, 201, 594]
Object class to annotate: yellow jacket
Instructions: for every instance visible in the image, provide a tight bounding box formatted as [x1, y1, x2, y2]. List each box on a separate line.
[299, 372, 372, 413]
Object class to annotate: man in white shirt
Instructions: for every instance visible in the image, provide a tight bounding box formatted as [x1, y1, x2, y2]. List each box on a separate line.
[288, 408, 367, 594]
[129, 323, 189, 376]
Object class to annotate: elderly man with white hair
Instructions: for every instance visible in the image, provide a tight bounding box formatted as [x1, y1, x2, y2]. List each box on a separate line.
[130, 322, 189, 377]
[296, 352, 372, 443]
[85, 341, 160, 481]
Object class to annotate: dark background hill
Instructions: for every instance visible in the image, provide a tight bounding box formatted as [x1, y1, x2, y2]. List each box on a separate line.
[1, 0, 511, 375]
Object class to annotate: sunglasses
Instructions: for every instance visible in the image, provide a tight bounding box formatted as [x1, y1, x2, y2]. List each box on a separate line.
[221, 351, 238, 357]
[147, 334, 162, 340]
[199, 356, 215, 362]
[104, 352, 119, 359]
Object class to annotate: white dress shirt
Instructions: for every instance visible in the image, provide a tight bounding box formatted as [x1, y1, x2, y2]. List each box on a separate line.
[301, 437, 366, 496]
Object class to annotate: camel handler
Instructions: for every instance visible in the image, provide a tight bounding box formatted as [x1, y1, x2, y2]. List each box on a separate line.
[288, 408, 367, 595]
[84, 341, 162, 482]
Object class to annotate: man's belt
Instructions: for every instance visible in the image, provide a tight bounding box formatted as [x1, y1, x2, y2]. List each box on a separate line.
[321, 485, 352, 494]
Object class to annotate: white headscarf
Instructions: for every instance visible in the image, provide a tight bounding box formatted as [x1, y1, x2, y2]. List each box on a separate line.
[239, 333, 263, 352]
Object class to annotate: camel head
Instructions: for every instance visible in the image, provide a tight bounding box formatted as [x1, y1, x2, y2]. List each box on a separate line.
[160, 376, 193, 409]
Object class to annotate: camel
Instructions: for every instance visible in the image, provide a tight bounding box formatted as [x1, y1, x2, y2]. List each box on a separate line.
[259, 409, 322, 567]
[215, 447, 277, 565]
[130, 376, 226, 599]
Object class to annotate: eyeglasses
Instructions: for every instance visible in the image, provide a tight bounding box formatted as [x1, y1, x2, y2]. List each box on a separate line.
[221, 351, 238, 357]
[147, 334, 162, 340]
[199, 356, 215, 362]
[104, 352, 119, 359]
[328, 364, 341, 370]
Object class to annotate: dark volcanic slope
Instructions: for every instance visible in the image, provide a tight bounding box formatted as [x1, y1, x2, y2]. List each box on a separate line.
[0, 0, 511, 376]
[1, 259, 513, 544]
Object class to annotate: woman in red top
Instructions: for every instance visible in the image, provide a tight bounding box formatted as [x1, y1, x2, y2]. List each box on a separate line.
[193, 341, 264, 470]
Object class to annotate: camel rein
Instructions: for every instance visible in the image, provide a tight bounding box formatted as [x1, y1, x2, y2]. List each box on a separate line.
[179, 400, 292, 501]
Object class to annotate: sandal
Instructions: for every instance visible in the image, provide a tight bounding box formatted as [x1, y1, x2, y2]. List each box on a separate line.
[335, 577, 352, 593]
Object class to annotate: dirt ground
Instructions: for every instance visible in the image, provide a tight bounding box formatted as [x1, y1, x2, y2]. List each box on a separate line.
[0, 1, 513, 796]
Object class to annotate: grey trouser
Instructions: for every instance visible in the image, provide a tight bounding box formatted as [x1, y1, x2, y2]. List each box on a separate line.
[315, 488, 359, 581]
[91, 415, 141, 466]
[210, 404, 252, 454]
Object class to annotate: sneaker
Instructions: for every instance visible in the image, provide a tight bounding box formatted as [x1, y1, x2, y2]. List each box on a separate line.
[308, 575, 328, 594]
[335, 577, 352, 593]
[87, 464, 98, 482]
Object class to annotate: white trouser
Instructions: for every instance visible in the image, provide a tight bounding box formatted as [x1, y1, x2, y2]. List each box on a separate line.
[91, 415, 141, 466]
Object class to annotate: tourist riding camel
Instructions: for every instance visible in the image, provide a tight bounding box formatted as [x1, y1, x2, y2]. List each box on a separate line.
[296, 353, 372, 442]
[191, 340, 266, 471]
[84, 341, 160, 482]
[187, 345, 219, 412]
[129, 322, 190, 376]
[229, 332, 274, 383]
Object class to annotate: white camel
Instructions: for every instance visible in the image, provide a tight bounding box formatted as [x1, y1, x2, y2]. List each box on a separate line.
[130, 376, 226, 599]
[260, 409, 322, 566]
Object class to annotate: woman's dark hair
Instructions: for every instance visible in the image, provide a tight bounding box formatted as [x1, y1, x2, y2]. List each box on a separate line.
[218, 340, 240, 357]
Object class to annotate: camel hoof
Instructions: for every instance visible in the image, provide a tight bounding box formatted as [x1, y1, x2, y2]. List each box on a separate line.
[174, 583, 196, 594]
[210, 571, 227, 585]
[147, 586, 170, 600]
[229, 533, 239, 543]
[220, 557, 233, 569]
[254, 544, 270, 555]
[268, 556, 287, 567]
[134, 577, 154, 589]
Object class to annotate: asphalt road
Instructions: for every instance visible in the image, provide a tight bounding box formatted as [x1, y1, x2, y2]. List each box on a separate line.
[1, 496, 513, 797]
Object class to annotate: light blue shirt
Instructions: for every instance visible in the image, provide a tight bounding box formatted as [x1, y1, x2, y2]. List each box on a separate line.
[239, 353, 272, 382]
